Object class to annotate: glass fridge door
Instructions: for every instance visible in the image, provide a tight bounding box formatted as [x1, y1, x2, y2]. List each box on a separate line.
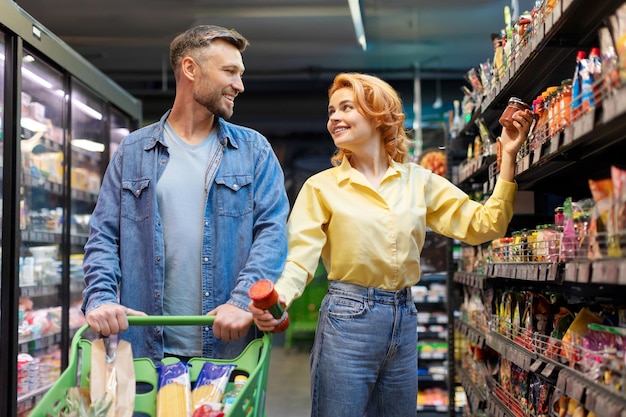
[17, 49, 66, 415]
[110, 106, 131, 159]
[69, 80, 103, 326]
[0, 31, 5, 399]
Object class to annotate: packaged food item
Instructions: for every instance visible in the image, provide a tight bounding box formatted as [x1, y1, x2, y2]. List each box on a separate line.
[191, 362, 236, 410]
[192, 405, 225, 417]
[561, 307, 603, 366]
[157, 362, 192, 417]
[499, 97, 531, 130]
[610, 165, 626, 256]
[248, 279, 289, 333]
[588, 178, 614, 258]
[528, 374, 553, 417]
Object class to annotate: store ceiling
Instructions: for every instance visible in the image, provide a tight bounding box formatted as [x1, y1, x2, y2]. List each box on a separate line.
[13, 0, 538, 87]
[12, 0, 535, 132]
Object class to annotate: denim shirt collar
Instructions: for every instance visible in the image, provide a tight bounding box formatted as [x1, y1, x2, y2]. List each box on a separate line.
[151, 110, 240, 151]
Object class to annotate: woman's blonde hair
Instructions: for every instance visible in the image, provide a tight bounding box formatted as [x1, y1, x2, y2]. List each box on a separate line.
[328, 73, 409, 166]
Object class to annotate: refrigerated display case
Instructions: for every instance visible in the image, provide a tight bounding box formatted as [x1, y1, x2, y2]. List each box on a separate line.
[0, 1, 142, 416]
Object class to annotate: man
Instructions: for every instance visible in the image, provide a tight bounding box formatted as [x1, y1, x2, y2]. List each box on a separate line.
[81, 25, 289, 361]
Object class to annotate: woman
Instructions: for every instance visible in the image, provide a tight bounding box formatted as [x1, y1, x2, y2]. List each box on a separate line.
[250, 73, 533, 416]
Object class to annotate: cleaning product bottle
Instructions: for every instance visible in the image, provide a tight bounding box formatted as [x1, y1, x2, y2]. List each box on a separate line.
[571, 51, 586, 121]
[580, 52, 595, 112]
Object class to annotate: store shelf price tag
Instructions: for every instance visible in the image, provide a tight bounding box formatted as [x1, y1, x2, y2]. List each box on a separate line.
[576, 262, 590, 283]
[562, 0, 574, 11]
[547, 263, 558, 281]
[619, 260, 626, 285]
[549, 136, 559, 154]
[565, 377, 585, 402]
[541, 362, 555, 377]
[556, 370, 567, 391]
[615, 87, 626, 119]
[563, 125, 575, 146]
[564, 262, 577, 282]
[578, 112, 594, 138]
[529, 360, 543, 373]
[584, 388, 596, 412]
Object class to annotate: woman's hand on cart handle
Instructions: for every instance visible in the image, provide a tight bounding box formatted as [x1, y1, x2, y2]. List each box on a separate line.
[248, 295, 287, 333]
[85, 303, 147, 336]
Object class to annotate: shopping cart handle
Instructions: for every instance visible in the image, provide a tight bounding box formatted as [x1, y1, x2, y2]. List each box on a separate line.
[127, 315, 215, 326]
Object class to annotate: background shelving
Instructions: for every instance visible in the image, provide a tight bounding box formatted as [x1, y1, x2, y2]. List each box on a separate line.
[447, 1, 626, 416]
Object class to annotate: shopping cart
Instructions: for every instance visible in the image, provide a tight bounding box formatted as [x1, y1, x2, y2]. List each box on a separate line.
[30, 315, 272, 417]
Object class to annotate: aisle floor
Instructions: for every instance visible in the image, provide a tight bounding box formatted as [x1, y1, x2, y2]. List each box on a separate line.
[265, 345, 312, 417]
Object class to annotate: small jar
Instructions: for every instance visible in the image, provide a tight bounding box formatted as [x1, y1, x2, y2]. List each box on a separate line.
[554, 206, 564, 227]
[499, 97, 531, 129]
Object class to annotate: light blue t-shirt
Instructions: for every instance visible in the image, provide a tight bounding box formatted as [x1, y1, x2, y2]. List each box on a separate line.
[159, 121, 220, 356]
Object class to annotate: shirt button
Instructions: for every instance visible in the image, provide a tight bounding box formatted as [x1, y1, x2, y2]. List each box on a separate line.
[156, 256, 161, 262]
[204, 326, 210, 332]
[203, 257, 209, 262]
[155, 292, 161, 298]
[232, 184, 239, 189]
[204, 292, 210, 297]
[205, 221, 209, 226]
[155, 328, 160, 334]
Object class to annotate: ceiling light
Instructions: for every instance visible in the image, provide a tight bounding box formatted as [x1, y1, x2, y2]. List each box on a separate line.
[72, 139, 105, 153]
[348, 0, 367, 51]
[21, 117, 48, 132]
[22, 66, 53, 89]
[73, 99, 103, 121]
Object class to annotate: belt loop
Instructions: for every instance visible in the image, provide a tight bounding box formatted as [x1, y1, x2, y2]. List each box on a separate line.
[367, 287, 374, 308]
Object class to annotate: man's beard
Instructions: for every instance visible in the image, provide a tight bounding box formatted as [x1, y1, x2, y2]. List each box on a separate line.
[194, 89, 234, 120]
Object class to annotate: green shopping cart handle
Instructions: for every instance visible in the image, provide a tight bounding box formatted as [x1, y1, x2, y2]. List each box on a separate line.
[127, 315, 215, 326]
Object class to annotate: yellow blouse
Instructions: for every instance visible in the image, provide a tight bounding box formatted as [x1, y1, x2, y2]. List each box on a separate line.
[275, 157, 517, 306]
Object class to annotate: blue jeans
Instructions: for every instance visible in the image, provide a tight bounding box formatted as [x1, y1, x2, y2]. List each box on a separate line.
[310, 281, 418, 417]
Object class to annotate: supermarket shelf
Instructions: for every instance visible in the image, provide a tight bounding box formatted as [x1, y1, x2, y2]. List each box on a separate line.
[454, 319, 486, 349]
[457, 366, 487, 412]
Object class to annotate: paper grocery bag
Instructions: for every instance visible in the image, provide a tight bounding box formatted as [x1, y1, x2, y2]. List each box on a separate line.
[91, 337, 135, 417]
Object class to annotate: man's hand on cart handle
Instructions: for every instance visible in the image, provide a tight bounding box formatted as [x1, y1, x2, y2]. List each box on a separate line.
[86, 303, 147, 336]
[208, 303, 254, 341]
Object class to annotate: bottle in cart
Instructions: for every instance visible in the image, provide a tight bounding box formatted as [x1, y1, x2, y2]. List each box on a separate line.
[222, 374, 248, 412]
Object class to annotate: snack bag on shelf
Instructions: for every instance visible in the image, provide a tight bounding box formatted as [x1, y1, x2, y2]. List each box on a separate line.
[561, 307, 603, 368]
[545, 307, 575, 361]
[588, 178, 614, 259]
[611, 4, 626, 81]
[610, 166, 626, 256]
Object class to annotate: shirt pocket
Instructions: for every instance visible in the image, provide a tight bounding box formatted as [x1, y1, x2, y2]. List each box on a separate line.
[215, 174, 253, 217]
[121, 178, 151, 221]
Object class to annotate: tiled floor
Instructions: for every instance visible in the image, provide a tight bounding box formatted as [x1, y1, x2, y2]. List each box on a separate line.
[264, 342, 312, 417]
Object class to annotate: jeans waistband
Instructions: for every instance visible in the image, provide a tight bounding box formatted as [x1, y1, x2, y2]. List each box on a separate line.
[328, 280, 412, 305]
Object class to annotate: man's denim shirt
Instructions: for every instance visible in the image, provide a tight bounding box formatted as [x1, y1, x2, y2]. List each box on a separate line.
[82, 111, 289, 361]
